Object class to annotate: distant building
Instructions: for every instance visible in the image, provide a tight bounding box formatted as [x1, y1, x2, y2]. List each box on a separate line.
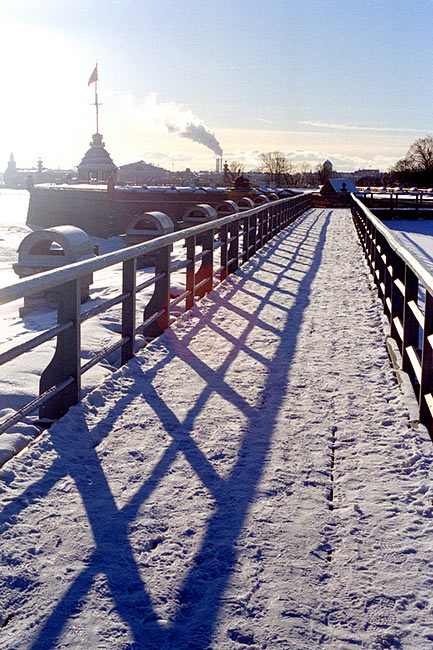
[77, 133, 117, 183]
[172, 168, 200, 186]
[320, 178, 358, 194]
[117, 160, 171, 185]
[3, 153, 74, 189]
[352, 168, 381, 180]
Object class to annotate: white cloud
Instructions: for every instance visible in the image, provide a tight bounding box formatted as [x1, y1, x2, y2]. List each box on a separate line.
[254, 117, 274, 125]
[299, 121, 428, 134]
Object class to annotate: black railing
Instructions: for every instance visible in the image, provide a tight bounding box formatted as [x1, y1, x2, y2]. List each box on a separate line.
[0, 193, 312, 434]
[360, 190, 433, 217]
[351, 193, 433, 438]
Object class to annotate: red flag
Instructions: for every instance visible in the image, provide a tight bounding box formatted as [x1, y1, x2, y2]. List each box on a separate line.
[88, 65, 98, 86]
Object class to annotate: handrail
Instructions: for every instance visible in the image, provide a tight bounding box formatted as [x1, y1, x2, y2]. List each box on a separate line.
[0, 192, 312, 438]
[351, 193, 433, 438]
[352, 194, 433, 295]
[0, 198, 291, 306]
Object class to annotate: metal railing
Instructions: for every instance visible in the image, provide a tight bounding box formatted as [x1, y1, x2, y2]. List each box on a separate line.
[360, 190, 433, 216]
[351, 193, 433, 438]
[0, 193, 312, 434]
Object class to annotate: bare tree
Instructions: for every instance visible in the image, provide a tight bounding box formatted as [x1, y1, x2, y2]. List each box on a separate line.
[315, 162, 332, 185]
[391, 135, 433, 186]
[229, 160, 245, 177]
[298, 161, 312, 187]
[257, 151, 294, 186]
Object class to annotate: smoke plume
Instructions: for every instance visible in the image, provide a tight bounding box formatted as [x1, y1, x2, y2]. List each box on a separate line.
[135, 93, 222, 156]
[166, 122, 222, 156]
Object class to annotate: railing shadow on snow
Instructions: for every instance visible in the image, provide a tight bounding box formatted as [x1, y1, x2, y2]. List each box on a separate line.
[0, 194, 311, 436]
[0, 208, 332, 649]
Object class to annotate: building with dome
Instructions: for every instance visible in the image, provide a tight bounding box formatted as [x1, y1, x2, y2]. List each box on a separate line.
[77, 132, 118, 183]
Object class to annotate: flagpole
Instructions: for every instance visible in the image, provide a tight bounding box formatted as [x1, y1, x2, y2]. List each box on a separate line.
[94, 63, 99, 134]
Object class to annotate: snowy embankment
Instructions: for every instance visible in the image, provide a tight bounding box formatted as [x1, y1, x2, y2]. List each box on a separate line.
[0, 208, 432, 650]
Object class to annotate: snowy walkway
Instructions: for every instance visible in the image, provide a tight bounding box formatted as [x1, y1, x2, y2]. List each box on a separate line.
[1, 208, 433, 650]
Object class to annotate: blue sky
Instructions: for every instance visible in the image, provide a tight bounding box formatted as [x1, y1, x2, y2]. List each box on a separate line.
[1, 0, 432, 172]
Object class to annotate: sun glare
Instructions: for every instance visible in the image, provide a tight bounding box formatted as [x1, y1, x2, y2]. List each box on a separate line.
[0, 20, 90, 167]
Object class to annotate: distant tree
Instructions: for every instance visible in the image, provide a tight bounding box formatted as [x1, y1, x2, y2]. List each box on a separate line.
[229, 160, 245, 177]
[257, 151, 294, 186]
[391, 135, 433, 187]
[315, 162, 332, 185]
[297, 161, 312, 187]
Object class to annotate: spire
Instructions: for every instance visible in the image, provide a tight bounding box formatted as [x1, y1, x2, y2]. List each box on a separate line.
[7, 153, 17, 173]
[88, 63, 102, 134]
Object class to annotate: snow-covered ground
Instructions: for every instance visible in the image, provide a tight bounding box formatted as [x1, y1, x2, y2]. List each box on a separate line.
[0, 208, 432, 649]
[387, 219, 433, 275]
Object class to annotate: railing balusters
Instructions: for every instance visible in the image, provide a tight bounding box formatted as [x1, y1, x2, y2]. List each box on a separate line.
[351, 193, 433, 439]
[420, 290, 433, 426]
[121, 258, 137, 365]
[249, 214, 257, 259]
[390, 253, 405, 352]
[242, 215, 250, 264]
[143, 246, 170, 339]
[195, 230, 214, 298]
[228, 220, 239, 273]
[39, 279, 81, 420]
[402, 265, 420, 395]
[186, 234, 196, 310]
[220, 224, 228, 281]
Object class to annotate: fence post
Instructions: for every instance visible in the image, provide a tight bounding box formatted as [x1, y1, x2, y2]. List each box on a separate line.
[220, 224, 228, 281]
[195, 229, 214, 298]
[389, 254, 405, 353]
[257, 211, 264, 248]
[262, 208, 269, 243]
[402, 265, 420, 396]
[143, 246, 170, 339]
[121, 257, 137, 365]
[249, 214, 257, 258]
[228, 220, 239, 274]
[40, 279, 81, 420]
[242, 215, 250, 264]
[419, 290, 433, 426]
[186, 234, 196, 310]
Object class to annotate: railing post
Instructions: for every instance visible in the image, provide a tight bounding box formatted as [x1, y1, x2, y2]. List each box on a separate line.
[419, 290, 433, 427]
[195, 229, 214, 298]
[371, 224, 379, 286]
[257, 211, 264, 248]
[390, 254, 405, 353]
[242, 215, 250, 264]
[277, 204, 283, 232]
[186, 234, 196, 310]
[402, 265, 420, 395]
[271, 205, 277, 236]
[263, 208, 269, 243]
[228, 220, 239, 274]
[249, 214, 257, 258]
[121, 257, 137, 365]
[383, 239, 392, 320]
[220, 224, 228, 281]
[143, 246, 170, 339]
[40, 279, 81, 420]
